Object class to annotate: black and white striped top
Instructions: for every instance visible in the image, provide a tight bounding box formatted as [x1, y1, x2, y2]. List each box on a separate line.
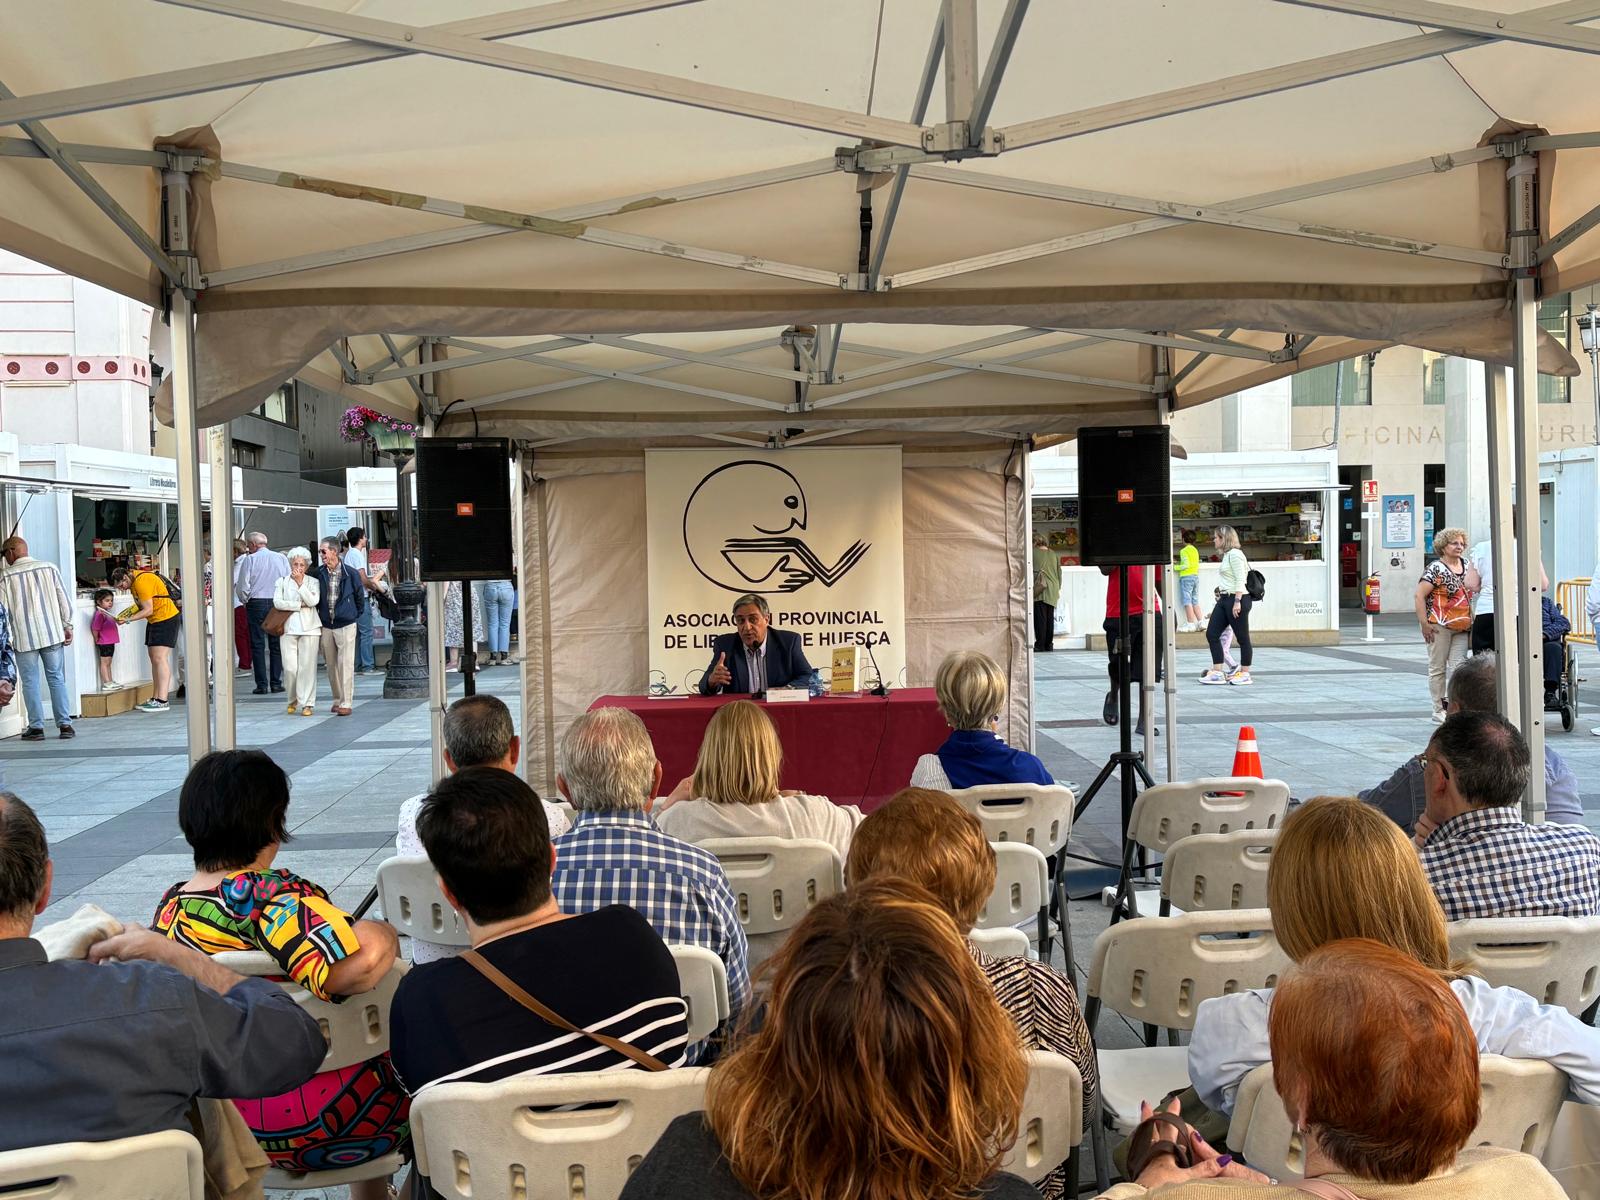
[389, 905, 689, 1093]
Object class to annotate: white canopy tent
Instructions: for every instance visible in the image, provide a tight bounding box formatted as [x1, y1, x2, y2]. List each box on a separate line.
[1, 0, 1596, 812]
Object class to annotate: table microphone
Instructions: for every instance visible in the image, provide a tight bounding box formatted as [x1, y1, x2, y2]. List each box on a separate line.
[865, 636, 889, 697]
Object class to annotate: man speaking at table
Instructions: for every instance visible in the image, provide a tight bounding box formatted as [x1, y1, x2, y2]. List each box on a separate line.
[699, 593, 814, 695]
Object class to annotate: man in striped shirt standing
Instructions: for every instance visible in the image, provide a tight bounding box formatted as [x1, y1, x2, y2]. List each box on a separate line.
[1, 538, 75, 741]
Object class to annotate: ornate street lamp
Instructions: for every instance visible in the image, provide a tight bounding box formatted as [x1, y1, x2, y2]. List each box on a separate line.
[1577, 303, 1600, 448]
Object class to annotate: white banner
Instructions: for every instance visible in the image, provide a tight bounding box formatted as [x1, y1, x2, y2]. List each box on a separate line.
[645, 448, 906, 693]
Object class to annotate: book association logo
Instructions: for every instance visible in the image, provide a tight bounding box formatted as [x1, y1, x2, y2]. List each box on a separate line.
[681, 460, 869, 594]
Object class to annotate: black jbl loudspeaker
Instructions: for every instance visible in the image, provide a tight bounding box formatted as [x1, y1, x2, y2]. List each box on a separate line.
[1076, 425, 1172, 566]
[416, 437, 514, 581]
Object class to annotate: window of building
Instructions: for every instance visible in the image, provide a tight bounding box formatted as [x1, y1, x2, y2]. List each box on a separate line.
[253, 383, 298, 427]
[231, 440, 263, 469]
[1539, 296, 1572, 404]
[1291, 356, 1371, 406]
[1422, 350, 1447, 405]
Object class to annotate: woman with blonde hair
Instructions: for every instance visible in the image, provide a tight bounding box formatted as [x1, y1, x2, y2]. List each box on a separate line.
[1417, 525, 1473, 723]
[1200, 524, 1253, 686]
[848, 787, 1097, 1200]
[620, 880, 1039, 1200]
[911, 650, 1052, 789]
[1188, 795, 1600, 1116]
[271, 546, 321, 717]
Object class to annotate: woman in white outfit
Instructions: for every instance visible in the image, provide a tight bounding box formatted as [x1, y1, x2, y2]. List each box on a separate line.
[1200, 525, 1252, 686]
[1187, 795, 1600, 1118]
[272, 547, 322, 717]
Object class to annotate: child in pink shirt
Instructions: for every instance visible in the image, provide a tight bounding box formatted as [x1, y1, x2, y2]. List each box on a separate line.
[91, 587, 121, 691]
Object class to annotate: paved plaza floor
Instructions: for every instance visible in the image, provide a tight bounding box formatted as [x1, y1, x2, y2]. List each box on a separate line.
[14, 613, 1600, 1194]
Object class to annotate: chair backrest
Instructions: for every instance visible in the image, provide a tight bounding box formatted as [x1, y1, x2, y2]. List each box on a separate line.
[214, 950, 408, 1072]
[667, 943, 730, 1043]
[1558, 579, 1594, 646]
[411, 1067, 711, 1200]
[1160, 828, 1279, 912]
[969, 926, 1032, 959]
[1086, 908, 1287, 1031]
[1229, 1055, 1568, 1180]
[977, 842, 1050, 930]
[1448, 915, 1600, 1017]
[946, 783, 1076, 856]
[699, 837, 843, 937]
[1001, 1050, 1085, 1185]
[1127, 778, 1290, 855]
[376, 854, 471, 949]
[0, 1130, 205, 1200]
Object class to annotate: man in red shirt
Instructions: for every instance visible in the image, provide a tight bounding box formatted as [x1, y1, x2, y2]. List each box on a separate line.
[1102, 565, 1164, 733]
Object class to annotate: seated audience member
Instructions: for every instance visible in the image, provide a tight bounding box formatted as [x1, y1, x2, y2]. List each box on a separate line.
[912, 650, 1052, 789]
[153, 750, 407, 1200]
[1189, 795, 1600, 1117]
[396, 693, 570, 964]
[1117, 940, 1565, 1199]
[390, 767, 687, 1097]
[846, 787, 1097, 1200]
[0, 791, 325, 1152]
[552, 707, 749, 1054]
[1416, 711, 1600, 920]
[1361, 653, 1582, 826]
[657, 700, 861, 967]
[621, 881, 1053, 1200]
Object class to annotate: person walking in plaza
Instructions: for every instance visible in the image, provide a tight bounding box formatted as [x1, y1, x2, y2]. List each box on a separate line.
[1, 537, 75, 740]
[1176, 528, 1203, 631]
[1416, 527, 1473, 724]
[1200, 524, 1253, 686]
[230, 539, 252, 676]
[233, 532, 288, 696]
[343, 526, 377, 675]
[1032, 531, 1061, 653]
[313, 536, 362, 716]
[1100, 564, 1164, 734]
[481, 575, 516, 666]
[1465, 514, 1547, 655]
[272, 548, 322, 718]
[112, 562, 182, 714]
[443, 580, 476, 672]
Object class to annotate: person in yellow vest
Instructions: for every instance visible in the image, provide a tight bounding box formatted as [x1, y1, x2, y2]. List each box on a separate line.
[1032, 532, 1062, 653]
[1176, 529, 1203, 632]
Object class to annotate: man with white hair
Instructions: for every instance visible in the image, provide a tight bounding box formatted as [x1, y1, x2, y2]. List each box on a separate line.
[551, 707, 749, 1056]
[232, 532, 289, 695]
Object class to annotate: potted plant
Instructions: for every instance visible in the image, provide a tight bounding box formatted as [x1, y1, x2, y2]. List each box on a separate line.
[339, 405, 419, 454]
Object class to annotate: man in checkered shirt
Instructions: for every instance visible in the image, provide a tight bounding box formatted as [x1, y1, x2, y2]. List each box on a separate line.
[1415, 710, 1600, 921]
[552, 706, 749, 1060]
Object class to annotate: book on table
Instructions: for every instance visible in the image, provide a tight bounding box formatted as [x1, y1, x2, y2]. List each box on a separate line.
[829, 646, 860, 694]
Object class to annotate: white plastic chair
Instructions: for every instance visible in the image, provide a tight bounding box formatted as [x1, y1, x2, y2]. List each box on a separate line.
[1120, 778, 1289, 918]
[668, 943, 731, 1043]
[947, 783, 1076, 966]
[1229, 1056, 1568, 1180]
[1448, 915, 1600, 1017]
[1084, 908, 1288, 1136]
[700, 837, 843, 938]
[978, 842, 1050, 932]
[1002, 1050, 1087, 1188]
[376, 854, 471, 951]
[1160, 828, 1278, 915]
[213, 950, 409, 1192]
[969, 926, 1033, 959]
[0, 1130, 205, 1200]
[410, 1067, 712, 1200]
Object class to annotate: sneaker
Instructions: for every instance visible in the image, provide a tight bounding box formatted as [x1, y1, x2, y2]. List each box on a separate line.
[1200, 670, 1229, 685]
[58, 726, 75, 739]
[1227, 669, 1253, 686]
[270, 685, 286, 694]
[19, 727, 43, 741]
[136, 699, 169, 713]
[1224, 659, 1239, 673]
[1101, 689, 1118, 726]
[251, 686, 268, 695]
[1430, 708, 1447, 725]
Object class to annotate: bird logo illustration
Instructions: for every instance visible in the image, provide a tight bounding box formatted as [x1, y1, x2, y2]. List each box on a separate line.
[682, 460, 869, 594]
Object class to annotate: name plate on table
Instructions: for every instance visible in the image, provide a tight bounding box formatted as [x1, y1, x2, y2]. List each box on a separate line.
[829, 646, 860, 694]
[764, 687, 811, 704]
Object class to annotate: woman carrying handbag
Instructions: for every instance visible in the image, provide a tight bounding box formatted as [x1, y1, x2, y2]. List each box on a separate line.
[270, 547, 322, 717]
[1415, 527, 1473, 724]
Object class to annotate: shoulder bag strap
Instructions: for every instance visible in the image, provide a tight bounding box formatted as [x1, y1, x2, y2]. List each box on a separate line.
[460, 948, 670, 1072]
[1292, 1179, 1364, 1200]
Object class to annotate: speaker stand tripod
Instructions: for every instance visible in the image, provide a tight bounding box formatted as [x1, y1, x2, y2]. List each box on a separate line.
[1065, 569, 1156, 923]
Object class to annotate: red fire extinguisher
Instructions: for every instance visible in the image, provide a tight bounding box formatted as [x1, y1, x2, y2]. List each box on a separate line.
[1364, 573, 1381, 614]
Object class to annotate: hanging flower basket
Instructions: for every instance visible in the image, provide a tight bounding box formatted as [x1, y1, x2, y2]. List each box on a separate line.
[340, 406, 418, 453]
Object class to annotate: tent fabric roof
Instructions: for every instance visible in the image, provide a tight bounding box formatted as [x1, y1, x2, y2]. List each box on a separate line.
[1, 0, 1596, 441]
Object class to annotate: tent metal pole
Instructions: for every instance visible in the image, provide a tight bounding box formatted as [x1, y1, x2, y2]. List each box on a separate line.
[1508, 151, 1547, 821]
[512, 445, 529, 783]
[207, 423, 235, 750]
[1157, 357, 1178, 780]
[1022, 444, 1036, 753]
[1275, 0, 1600, 56]
[1485, 364, 1519, 720]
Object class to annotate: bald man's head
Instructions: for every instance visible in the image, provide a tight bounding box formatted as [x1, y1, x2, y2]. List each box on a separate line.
[1, 537, 25, 565]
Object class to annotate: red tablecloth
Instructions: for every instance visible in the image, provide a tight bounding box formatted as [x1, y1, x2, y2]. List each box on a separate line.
[590, 689, 948, 810]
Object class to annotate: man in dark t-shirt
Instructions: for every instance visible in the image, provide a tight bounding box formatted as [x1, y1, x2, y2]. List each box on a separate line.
[389, 767, 688, 1092]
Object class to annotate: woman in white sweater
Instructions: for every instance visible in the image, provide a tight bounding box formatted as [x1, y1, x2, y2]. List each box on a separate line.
[1201, 524, 1253, 686]
[271, 547, 322, 717]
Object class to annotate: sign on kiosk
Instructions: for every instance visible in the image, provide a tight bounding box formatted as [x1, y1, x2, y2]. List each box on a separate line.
[645, 448, 906, 694]
[1361, 478, 1380, 502]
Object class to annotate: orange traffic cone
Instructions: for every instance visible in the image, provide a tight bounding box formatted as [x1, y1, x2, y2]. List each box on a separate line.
[1231, 725, 1264, 779]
